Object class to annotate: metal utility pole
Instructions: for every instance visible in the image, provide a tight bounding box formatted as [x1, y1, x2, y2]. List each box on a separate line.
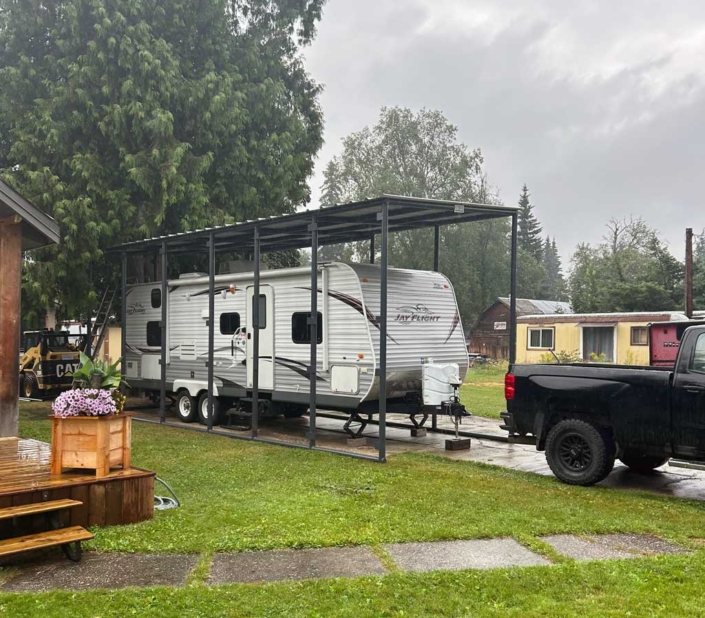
[685, 228, 694, 319]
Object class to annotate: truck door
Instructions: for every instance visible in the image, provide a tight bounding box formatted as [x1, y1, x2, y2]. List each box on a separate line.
[246, 285, 274, 390]
[671, 330, 705, 459]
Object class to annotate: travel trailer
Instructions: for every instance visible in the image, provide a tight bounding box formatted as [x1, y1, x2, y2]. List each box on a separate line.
[124, 262, 469, 426]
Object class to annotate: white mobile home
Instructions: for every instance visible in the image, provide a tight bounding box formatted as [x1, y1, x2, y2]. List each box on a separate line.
[124, 262, 468, 424]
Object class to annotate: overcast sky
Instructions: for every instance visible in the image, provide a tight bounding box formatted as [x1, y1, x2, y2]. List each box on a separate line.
[303, 0, 705, 264]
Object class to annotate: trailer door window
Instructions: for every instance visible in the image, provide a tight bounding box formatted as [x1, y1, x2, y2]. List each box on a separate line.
[252, 294, 267, 329]
[292, 312, 323, 344]
[220, 312, 241, 335]
[146, 321, 162, 347]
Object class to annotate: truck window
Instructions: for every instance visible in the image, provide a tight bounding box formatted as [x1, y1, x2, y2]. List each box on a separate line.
[692, 334, 705, 374]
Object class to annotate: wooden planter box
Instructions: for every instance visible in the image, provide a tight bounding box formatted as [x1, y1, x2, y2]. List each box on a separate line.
[50, 413, 132, 478]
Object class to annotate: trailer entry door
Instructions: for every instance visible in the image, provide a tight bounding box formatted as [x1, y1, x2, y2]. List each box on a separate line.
[246, 284, 274, 390]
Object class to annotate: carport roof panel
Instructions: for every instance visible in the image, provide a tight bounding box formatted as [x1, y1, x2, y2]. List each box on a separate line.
[111, 195, 518, 254]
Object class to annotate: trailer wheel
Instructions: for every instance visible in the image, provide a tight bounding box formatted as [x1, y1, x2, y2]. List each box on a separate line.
[545, 419, 615, 486]
[198, 392, 223, 426]
[175, 390, 198, 423]
[22, 374, 38, 399]
[619, 451, 669, 474]
[283, 404, 309, 419]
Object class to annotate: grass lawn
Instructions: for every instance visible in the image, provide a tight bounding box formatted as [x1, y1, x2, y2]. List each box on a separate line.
[460, 362, 507, 419]
[4, 400, 705, 617]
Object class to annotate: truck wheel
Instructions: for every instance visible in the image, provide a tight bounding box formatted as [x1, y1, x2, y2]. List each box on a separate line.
[545, 419, 615, 486]
[22, 374, 38, 399]
[175, 390, 198, 423]
[619, 451, 669, 474]
[198, 392, 223, 426]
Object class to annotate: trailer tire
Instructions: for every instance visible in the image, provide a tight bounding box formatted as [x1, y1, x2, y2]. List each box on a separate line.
[198, 392, 223, 426]
[175, 390, 198, 423]
[21, 374, 38, 399]
[545, 419, 615, 486]
[619, 451, 669, 474]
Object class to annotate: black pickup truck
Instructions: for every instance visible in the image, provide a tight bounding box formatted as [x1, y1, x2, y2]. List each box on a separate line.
[500, 325, 705, 486]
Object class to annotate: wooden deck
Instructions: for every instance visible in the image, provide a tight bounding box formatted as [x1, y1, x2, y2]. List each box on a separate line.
[0, 437, 154, 529]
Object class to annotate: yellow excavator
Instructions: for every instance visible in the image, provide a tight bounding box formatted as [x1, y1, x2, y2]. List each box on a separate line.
[19, 330, 84, 399]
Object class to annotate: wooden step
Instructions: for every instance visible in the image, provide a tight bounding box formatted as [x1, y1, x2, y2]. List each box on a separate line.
[0, 499, 82, 521]
[0, 526, 94, 557]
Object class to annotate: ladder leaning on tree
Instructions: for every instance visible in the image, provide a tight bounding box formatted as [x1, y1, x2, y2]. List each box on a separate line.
[87, 287, 117, 361]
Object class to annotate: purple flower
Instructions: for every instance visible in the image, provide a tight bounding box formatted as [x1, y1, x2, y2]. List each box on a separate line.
[52, 388, 117, 417]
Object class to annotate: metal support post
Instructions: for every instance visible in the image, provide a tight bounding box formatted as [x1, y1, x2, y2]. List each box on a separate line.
[509, 213, 518, 365]
[252, 226, 260, 438]
[378, 201, 389, 462]
[433, 224, 440, 271]
[309, 215, 318, 448]
[120, 251, 128, 396]
[207, 232, 215, 431]
[160, 241, 168, 422]
[370, 234, 375, 264]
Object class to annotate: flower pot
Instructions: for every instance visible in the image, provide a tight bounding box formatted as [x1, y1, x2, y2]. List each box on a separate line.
[50, 413, 132, 478]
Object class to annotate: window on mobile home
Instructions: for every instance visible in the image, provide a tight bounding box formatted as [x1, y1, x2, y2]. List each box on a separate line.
[220, 312, 241, 335]
[528, 327, 554, 349]
[631, 326, 648, 346]
[292, 312, 323, 344]
[146, 321, 162, 347]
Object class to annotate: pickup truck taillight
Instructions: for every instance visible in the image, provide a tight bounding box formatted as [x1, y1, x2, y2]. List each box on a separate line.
[504, 373, 515, 401]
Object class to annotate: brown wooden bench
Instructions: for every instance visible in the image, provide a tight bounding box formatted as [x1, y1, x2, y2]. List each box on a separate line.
[0, 499, 93, 562]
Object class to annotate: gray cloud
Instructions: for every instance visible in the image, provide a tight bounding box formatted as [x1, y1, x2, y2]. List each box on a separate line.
[304, 0, 705, 263]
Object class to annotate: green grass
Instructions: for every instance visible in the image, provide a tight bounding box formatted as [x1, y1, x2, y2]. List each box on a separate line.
[16, 402, 705, 553]
[2, 552, 705, 617]
[8, 401, 705, 617]
[460, 362, 507, 419]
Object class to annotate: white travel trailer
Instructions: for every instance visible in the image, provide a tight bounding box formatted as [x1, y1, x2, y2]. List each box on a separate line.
[124, 262, 469, 427]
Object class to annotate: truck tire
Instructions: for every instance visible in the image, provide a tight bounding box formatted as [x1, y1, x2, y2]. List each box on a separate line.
[545, 419, 615, 486]
[175, 390, 198, 423]
[198, 392, 224, 426]
[619, 451, 669, 474]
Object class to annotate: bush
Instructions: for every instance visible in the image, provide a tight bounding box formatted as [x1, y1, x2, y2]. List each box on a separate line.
[539, 350, 582, 364]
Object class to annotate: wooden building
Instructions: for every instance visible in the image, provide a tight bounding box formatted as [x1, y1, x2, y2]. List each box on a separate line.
[0, 180, 59, 437]
[467, 298, 572, 360]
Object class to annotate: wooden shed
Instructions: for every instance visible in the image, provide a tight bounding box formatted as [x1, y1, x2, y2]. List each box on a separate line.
[0, 179, 59, 437]
[467, 297, 572, 360]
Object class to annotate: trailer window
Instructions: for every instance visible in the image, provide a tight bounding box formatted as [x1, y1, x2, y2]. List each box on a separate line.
[151, 288, 162, 309]
[528, 328, 554, 350]
[292, 312, 323, 344]
[146, 321, 162, 347]
[631, 327, 648, 346]
[220, 312, 241, 335]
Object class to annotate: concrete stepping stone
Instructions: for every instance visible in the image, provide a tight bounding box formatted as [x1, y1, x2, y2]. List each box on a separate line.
[384, 538, 550, 573]
[209, 546, 386, 584]
[541, 534, 686, 561]
[2, 552, 198, 592]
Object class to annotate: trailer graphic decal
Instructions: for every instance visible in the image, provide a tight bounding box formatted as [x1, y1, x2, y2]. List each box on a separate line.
[393, 304, 441, 324]
[443, 311, 460, 344]
[260, 356, 328, 382]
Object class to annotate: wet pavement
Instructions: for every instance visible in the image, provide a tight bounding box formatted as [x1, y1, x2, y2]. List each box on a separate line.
[133, 407, 705, 502]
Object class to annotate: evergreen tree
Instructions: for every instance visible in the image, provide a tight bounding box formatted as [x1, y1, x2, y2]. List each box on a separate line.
[541, 236, 567, 300]
[0, 0, 324, 322]
[517, 184, 543, 261]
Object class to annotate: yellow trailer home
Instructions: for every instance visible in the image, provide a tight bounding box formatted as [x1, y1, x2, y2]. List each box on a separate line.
[516, 311, 692, 365]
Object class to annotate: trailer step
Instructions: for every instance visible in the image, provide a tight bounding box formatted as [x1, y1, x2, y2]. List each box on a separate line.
[0, 499, 82, 521]
[0, 526, 94, 558]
